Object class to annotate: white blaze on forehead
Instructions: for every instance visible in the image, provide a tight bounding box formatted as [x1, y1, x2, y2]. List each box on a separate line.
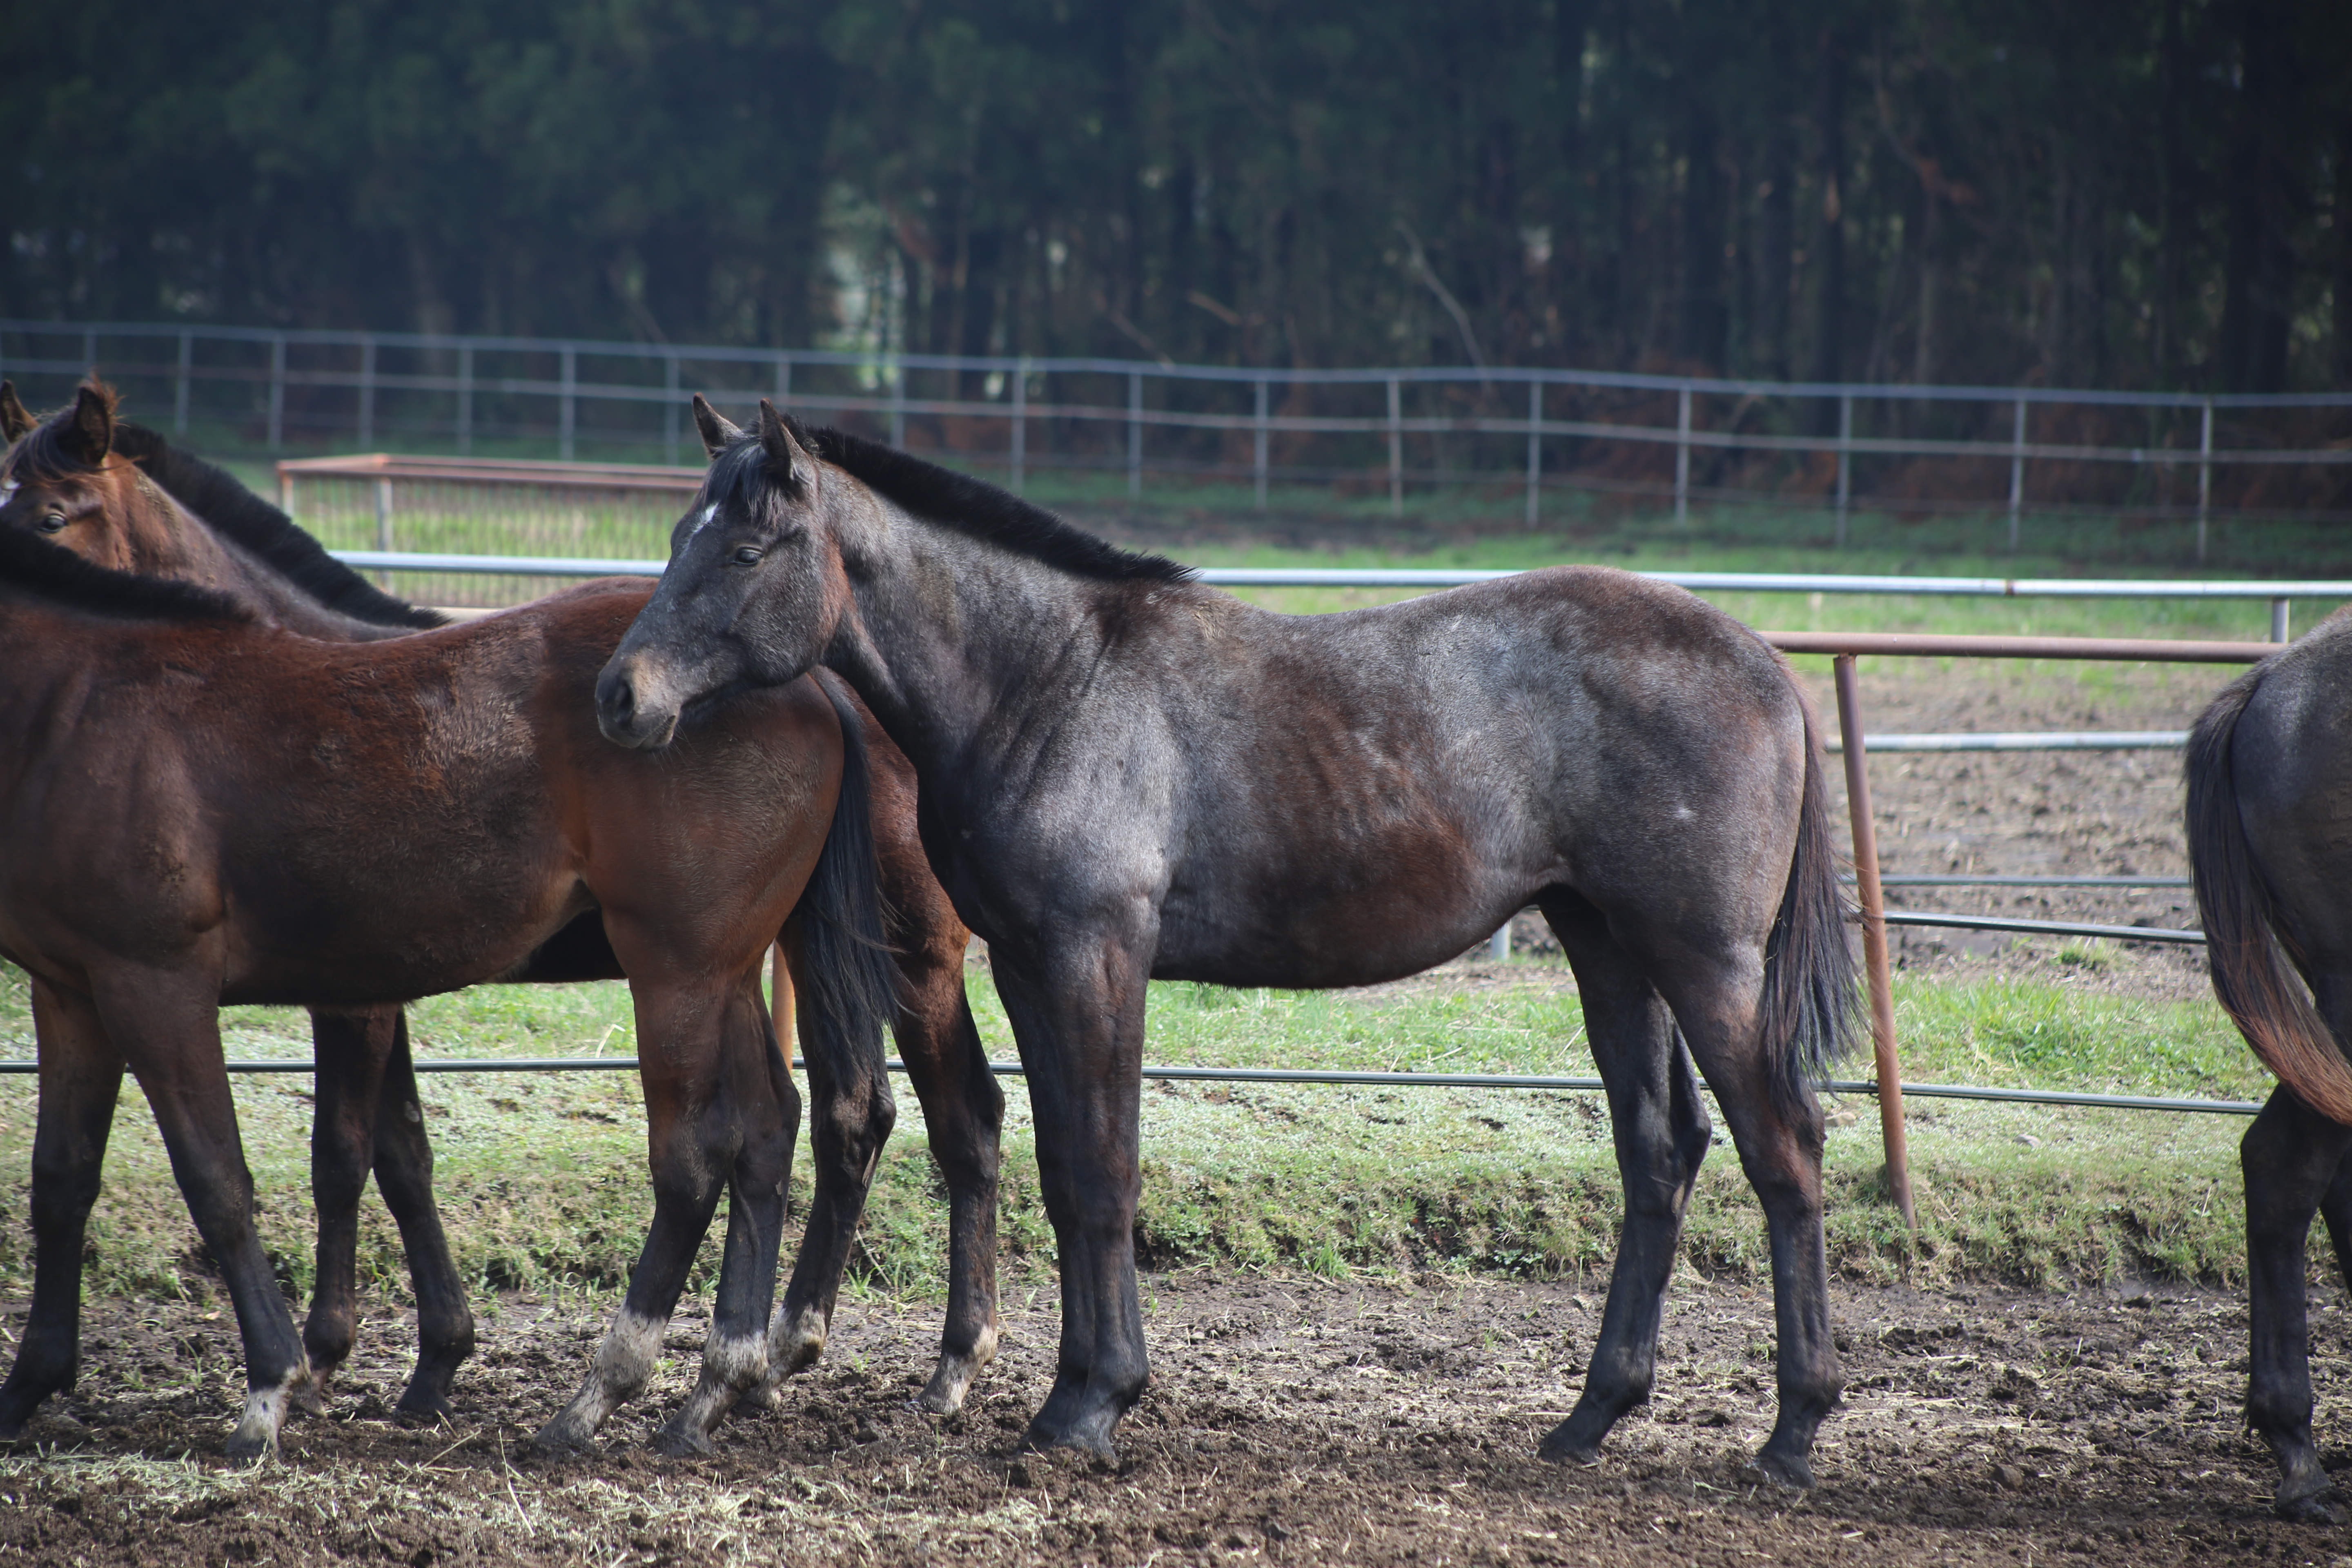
[0, 479, 18, 506]
[688, 502, 720, 536]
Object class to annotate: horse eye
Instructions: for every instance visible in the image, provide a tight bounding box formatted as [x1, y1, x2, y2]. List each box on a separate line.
[37, 512, 66, 535]
[731, 545, 764, 566]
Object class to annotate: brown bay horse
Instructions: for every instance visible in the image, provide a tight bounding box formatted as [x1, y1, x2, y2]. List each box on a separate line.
[0, 383, 1002, 1439]
[2187, 610, 2352, 1521]
[0, 382, 1008, 1434]
[597, 398, 1860, 1484]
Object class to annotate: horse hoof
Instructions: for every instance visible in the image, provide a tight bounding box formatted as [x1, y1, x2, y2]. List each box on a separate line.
[393, 1391, 457, 1428]
[2274, 1477, 2338, 1524]
[1537, 1432, 1604, 1467]
[223, 1431, 275, 1467]
[1021, 1418, 1117, 1461]
[650, 1421, 716, 1460]
[531, 1420, 593, 1459]
[1749, 1448, 1815, 1491]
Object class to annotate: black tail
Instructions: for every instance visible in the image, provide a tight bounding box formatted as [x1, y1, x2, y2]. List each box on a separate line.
[792, 673, 902, 1081]
[2186, 664, 2352, 1125]
[1758, 703, 1864, 1111]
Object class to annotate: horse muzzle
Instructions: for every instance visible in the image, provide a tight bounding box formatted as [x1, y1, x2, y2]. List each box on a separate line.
[595, 658, 682, 751]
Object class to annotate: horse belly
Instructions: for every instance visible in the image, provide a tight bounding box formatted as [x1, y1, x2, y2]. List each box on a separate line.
[1152, 837, 1532, 990]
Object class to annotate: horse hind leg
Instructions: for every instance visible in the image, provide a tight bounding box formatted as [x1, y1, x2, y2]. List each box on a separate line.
[0, 980, 125, 1440]
[2244, 1083, 2352, 1521]
[753, 933, 897, 1400]
[904, 986, 1003, 1415]
[368, 1015, 475, 1422]
[301, 1007, 397, 1408]
[1644, 935, 1839, 1489]
[1534, 891, 1711, 1466]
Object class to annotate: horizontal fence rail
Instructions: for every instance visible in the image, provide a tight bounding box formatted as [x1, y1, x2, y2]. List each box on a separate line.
[0, 1057, 2262, 1116]
[11, 320, 2352, 553]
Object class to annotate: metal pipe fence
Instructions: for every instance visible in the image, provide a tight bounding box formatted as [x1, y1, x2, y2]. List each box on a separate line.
[0, 1056, 2265, 1118]
[10, 319, 2352, 554]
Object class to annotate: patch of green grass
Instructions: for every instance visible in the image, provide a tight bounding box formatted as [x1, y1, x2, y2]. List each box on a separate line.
[0, 956, 2277, 1307]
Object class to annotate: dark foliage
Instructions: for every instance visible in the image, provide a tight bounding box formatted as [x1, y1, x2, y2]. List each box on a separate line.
[0, 0, 2344, 392]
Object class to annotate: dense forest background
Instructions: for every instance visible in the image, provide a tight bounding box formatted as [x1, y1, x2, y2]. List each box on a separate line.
[2, 0, 2345, 393]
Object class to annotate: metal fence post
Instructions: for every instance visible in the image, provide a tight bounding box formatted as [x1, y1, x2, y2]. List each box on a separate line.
[1832, 653, 1918, 1234]
[1524, 380, 1543, 529]
[267, 333, 286, 450]
[2272, 598, 2291, 644]
[1673, 385, 1692, 526]
[663, 355, 681, 466]
[173, 330, 192, 435]
[1253, 377, 1270, 510]
[2007, 397, 2027, 554]
[889, 359, 906, 448]
[1009, 360, 1027, 494]
[277, 467, 293, 519]
[457, 344, 474, 455]
[2196, 400, 2214, 566]
[775, 354, 793, 404]
[357, 336, 377, 449]
[559, 346, 577, 461]
[1127, 371, 1144, 499]
[1386, 378, 1403, 516]
[82, 327, 96, 374]
[1835, 394, 1853, 548]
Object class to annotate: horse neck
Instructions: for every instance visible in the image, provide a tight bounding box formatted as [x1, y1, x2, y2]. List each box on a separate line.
[824, 489, 1126, 770]
[127, 478, 410, 642]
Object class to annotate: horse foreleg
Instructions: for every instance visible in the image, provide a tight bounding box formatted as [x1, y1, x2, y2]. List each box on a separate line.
[992, 944, 1152, 1459]
[1538, 901, 1708, 1467]
[303, 1006, 398, 1405]
[368, 1016, 474, 1423]
[0, 980, 124, 1439]
[758, 933, 896, 1397]
[103, 975, 311, 1462]
[656, 974, 796, 1456]
[2243, 1086, 2352, 1521]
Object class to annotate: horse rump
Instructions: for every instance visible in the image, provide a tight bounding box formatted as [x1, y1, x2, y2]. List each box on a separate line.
[2186, 666, 2352, 1126]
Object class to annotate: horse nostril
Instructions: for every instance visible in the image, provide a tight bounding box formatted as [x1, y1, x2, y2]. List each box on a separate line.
[609, 679, 635, 719]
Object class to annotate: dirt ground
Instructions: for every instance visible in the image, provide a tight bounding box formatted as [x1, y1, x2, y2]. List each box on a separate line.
[0, 624, 2303, 1564]
[5, 1269, 2349, 1567]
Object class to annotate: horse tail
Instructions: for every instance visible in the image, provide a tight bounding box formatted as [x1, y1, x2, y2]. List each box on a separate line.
[793, 671, 902, 1080]
[2186, 664, 2352, 1125]
[1757, 701, 1864, 1111]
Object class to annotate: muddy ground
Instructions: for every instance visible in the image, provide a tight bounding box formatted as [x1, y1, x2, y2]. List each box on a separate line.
[5, 1270, 2349, 1567]
[0, 617, 2306, 1564]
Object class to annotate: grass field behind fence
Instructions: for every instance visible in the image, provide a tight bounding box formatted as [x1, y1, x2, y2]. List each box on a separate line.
[0, 954, 2277, 1312]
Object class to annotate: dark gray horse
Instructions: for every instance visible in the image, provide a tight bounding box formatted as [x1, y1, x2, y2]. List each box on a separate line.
[596, 398, 1859, 1485]
[2188, 610, 2352, 1521]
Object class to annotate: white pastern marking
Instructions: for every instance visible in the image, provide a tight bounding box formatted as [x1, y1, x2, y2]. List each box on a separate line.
[594, 1307, 666, 1394]
[701, 1330, 768, 1392]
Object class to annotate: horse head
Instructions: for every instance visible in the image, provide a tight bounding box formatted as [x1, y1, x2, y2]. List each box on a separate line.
[597, 396, 849, 750]
[0, 378, 218, 580]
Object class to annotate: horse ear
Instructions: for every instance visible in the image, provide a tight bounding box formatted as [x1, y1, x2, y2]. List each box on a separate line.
[0, 381, 32, 441]
[756, 399, 814, 493]
[64, 379, 117, 465]
[691, 394, 742, 459]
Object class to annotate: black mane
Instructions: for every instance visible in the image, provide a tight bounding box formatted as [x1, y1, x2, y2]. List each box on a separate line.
[713, 416, 1194, 586]
[109, 425, 446, 629]
[0, 520, 253, 623]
